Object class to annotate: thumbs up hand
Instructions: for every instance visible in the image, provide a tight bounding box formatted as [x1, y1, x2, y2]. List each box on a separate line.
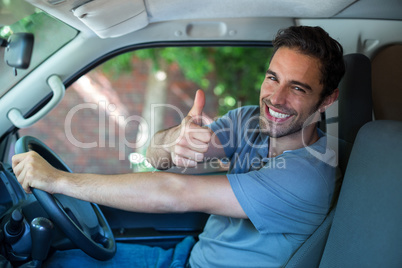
[187, 89, 206, 126]
[146, 89, 223, 170]
[171, 90, 213, 167]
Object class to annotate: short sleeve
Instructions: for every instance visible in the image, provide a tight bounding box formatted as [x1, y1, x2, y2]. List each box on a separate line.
[228, 154, 333, 235]
[208, 106, 260, 159]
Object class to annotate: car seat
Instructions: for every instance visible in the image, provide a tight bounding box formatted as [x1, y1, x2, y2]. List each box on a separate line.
[284, 53, 373, 267]
[318, 119, 402, 267]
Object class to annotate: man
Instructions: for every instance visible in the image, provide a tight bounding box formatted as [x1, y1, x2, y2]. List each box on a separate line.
[13, 26, 345, 267]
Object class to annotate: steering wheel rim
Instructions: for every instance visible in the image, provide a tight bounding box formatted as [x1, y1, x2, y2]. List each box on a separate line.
[15, 136, 116, 261]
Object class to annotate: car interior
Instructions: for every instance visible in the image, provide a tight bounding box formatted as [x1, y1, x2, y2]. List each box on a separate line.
[0, 0, 401, 267]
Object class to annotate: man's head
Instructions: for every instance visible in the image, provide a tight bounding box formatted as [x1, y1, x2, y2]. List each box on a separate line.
[272, 26, 345, 103]
[259, 26, 345, 139]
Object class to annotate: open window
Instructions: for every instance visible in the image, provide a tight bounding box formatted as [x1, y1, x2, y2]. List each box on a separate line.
[17, 44, 273, 245]
[19, 45, 273, 174]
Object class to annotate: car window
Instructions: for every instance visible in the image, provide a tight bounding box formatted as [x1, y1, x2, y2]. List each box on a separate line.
[19, 46, 273, 174]
[0, 1, 78, 97]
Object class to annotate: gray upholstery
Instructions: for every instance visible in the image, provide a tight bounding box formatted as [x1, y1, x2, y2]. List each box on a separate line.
[337, 53, 373, 174]
[320, 120, 402, 267]
[284, 53, 373, 268]
[283, 209, 335, 268]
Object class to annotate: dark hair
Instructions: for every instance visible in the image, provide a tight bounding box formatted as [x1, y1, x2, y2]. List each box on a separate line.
[272, 26, 345, 101]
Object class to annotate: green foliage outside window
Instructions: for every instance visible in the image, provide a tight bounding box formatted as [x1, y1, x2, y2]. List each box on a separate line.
[102, 46, 273, 116]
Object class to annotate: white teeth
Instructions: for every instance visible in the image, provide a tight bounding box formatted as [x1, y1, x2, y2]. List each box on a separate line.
[269, 108, 290, 119]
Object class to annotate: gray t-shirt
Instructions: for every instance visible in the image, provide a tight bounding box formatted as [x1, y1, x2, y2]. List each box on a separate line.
[189, 106, 337, 267]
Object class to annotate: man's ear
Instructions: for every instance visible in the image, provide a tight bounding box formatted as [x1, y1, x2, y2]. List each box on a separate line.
[318, 88, 339, 113]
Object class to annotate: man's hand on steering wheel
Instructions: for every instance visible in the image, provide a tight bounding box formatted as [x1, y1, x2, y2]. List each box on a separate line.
[12, 151, 65, 195]
[12, 136, 116, 261]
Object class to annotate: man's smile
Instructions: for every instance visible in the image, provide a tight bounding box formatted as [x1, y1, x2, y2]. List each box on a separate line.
[264, 104, 294, 123]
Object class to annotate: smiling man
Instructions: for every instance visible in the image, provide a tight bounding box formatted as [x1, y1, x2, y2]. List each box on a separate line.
[13, 26, 345, 267]
[147, 26, 345, 267]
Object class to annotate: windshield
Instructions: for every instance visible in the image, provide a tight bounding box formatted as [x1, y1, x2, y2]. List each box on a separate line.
[0, 0, 78, 97]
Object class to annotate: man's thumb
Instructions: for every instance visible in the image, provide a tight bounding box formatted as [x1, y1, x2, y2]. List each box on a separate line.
[188, 90, 205, 122]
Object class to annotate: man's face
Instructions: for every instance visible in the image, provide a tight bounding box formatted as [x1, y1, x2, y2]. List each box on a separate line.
[259, 47, 324, 138]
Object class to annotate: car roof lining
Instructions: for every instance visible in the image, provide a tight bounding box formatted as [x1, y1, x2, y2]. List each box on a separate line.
[26, 0, 357, 38]
[334, 0, 402, 20]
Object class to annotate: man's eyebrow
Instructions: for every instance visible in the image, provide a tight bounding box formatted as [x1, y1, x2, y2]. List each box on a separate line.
[266, 69, 277, 77]
[290, 80, 313, 92]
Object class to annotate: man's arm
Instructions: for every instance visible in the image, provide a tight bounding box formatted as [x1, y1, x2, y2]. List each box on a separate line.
[12, 151, 246, 219]
[146, 89, 226, 170]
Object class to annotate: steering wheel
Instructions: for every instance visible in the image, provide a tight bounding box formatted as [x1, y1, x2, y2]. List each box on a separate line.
[15, 136, 116, 261]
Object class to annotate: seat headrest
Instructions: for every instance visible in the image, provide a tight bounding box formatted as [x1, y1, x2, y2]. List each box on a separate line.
[337, 53, 373, 174]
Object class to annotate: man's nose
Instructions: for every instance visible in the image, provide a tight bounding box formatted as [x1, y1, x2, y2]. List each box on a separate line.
[269, 86, 288, 106]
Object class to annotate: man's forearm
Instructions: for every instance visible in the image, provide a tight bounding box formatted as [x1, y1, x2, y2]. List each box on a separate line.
[59, 171, 188, 213]
[12, 151, 245, 218]
[57, 171, 246, 218]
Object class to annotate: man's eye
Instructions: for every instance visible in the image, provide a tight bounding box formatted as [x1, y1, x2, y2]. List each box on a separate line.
[268, 76, 277, 81]
[294, 86, 306, 93]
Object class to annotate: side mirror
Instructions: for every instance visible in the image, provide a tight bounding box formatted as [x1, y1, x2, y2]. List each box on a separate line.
[1, 32, 34, 70]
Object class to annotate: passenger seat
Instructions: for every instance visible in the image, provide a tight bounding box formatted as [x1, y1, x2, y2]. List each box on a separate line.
[319, 120, 402, 267]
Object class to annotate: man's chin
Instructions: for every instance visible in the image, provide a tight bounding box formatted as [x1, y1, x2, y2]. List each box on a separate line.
[261, 130, 286, 139]
[259, 120, 301, 139]
[259, 121, 282, 138]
